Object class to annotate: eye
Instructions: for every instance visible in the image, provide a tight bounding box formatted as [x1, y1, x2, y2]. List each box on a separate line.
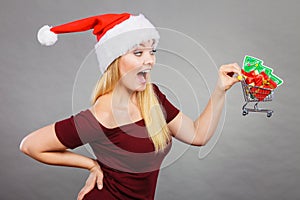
[133, 50, 143, 57]
[150, 49, 157, 55]
[133, 49, 157, 57]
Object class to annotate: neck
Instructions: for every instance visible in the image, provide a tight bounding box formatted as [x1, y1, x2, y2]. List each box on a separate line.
[111, 84, 137, 109]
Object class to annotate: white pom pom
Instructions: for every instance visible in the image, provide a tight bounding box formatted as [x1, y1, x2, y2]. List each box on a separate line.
[37, 25, 58, 46]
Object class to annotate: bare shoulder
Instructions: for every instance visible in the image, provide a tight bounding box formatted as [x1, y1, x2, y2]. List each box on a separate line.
[91, 94, 112, 112]
[89, 94, 114, 127]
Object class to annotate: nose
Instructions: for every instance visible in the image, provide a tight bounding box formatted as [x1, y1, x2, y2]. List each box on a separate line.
[143, 51, 155, 66]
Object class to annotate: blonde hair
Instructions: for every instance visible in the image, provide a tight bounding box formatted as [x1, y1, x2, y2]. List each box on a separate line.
[91, 58, 171, 152]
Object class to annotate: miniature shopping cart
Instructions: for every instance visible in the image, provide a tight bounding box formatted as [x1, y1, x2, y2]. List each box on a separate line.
[240, 79, 274, 117]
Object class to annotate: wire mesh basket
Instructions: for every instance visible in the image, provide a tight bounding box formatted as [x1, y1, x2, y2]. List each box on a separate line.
[240, 79, 274, 117]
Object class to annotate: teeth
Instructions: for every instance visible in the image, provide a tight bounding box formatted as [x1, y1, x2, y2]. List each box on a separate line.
[138, 69, 151, 75]
[140, 69, 151, 73]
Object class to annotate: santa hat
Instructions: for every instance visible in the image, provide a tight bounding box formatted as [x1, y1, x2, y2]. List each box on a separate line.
[37, 13, 160, 73]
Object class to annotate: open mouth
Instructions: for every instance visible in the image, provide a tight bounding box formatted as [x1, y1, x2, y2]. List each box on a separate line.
[137, 69, 151, 83]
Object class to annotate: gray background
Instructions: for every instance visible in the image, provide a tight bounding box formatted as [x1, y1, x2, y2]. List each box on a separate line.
[1, 0, 299, 199]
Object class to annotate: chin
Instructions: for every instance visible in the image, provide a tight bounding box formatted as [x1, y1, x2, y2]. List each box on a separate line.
[134, 83, 147, 92]
[135, 86, 147, 92]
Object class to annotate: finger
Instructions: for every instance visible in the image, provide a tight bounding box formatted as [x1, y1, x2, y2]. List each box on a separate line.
[222, 66, 241, 75]
[224, 63, 241, 72]
[232, 76, 241, 84]
[78, 187, 91, 200]
[77, 183, 94, 200]
[225, 79, 240, 91]
[85, 174, 95, 187]
[226, 74, 242, 87]
[231, 63, 242, 72]
[226, 72, 241, 84]
[220, 63, 241, 75]
[77, 174, 96, 200]
[77, 188, 87, 200]
[77, 189, 85, 200]
[96, 173, 104, 190]
[97, 182, 103, 190]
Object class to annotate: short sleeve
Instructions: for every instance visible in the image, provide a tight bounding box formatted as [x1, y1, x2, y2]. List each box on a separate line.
[153, 84, 180, 123]
[54, 110, 100, 149]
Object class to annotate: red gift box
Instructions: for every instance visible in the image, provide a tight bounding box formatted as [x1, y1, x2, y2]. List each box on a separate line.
[260, 72, 277, 89]
[250, 87, 271, 101]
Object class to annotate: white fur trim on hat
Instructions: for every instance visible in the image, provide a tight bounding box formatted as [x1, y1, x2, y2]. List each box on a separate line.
[95, 14, 160, 73]
[37, 25, 58, 46]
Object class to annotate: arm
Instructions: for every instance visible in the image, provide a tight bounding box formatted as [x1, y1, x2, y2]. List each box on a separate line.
[19, 123, 103, 200]
[20, 123, 96, 169]
[168, 63, 241, 146]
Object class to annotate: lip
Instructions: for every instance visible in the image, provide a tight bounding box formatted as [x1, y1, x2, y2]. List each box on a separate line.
[136, 67, 151, 84]
[137, 67, 151, 74]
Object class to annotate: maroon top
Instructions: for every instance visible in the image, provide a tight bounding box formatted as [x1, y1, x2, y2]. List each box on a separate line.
[55, 84, 180, 200]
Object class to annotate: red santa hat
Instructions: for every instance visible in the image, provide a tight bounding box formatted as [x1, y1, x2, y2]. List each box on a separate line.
[37, 13, 160, 73]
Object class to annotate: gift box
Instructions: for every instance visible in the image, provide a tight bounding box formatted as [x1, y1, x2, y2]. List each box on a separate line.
[249, 87, 271, 101]
[243, 55, 283, 86]
[241, 69, 277, 101]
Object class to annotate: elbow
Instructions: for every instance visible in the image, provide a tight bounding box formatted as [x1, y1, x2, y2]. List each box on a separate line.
[200, 139, 208, 146]
[192, 140, 207, 147]
[192, 127, 211, 146]
[19, 136, 30, 155]
[192, 135, 209, 147]
[19, 136, 37, 157]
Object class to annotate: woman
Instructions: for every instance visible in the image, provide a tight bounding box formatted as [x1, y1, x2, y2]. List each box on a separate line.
[20, 13, 241, 200]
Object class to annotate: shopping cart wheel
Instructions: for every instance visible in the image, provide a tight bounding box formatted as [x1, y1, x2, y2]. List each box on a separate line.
[242, 109, 248, 116]
[267, 112, 272, 118]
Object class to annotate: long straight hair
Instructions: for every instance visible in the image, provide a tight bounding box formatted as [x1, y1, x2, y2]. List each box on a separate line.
[91, 58, 171, 152]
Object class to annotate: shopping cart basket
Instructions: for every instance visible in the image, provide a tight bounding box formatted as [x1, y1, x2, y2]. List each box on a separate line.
[240, 79, 274, 117]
